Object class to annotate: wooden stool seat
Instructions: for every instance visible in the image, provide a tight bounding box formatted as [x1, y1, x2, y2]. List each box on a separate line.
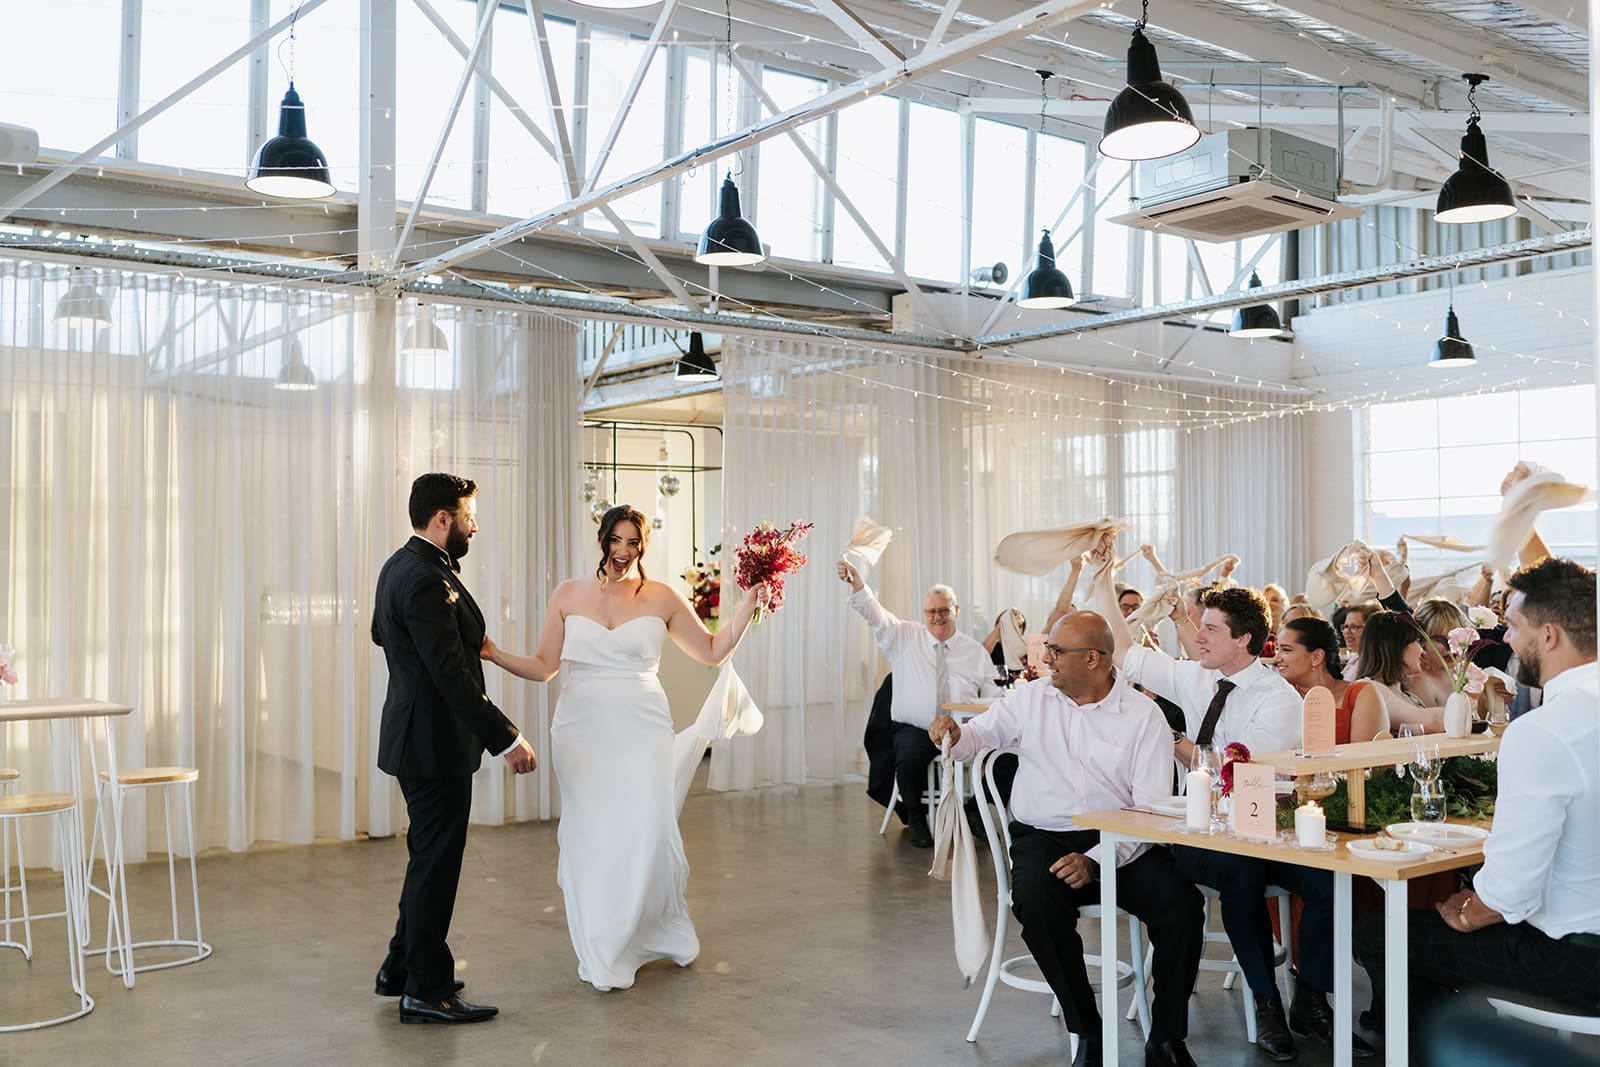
[96, 767, 198, 786]
[0, 792, 76, 817]
[0, 769, 19, 783]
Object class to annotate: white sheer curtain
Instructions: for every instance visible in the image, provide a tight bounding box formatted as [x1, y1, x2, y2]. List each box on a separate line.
[0, 260, 580, 859]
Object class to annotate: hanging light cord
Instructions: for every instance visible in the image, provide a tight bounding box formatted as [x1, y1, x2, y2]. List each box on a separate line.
[1135, 0, 1149, 32]
[1464, 73, 1484, 128]
[1036, 69, 1052, 131]
[278, 1, 302, 88]
[723, 0, 742, 177]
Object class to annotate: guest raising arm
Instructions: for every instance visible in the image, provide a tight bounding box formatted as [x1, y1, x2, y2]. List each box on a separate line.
[836, 559, 997, 848]
[1045, 552, 1089, 633]
[929, 611, 1204, 1067]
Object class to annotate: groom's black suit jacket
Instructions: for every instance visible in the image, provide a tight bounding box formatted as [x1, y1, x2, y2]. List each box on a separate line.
[373, 536, 519, 779]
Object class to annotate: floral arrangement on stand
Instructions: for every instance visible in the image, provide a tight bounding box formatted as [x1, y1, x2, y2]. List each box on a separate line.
[1274, 756, 1500, 830]
[733, 521, 814, 622]
[682, 545, 722, 632]
[1425, 610, 1498, 695]
[0, 644, 16, 702]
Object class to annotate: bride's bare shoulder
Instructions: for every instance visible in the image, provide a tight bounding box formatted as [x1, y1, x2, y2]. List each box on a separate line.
[550, 577, 599, 606]
[641, 579, 689, 607]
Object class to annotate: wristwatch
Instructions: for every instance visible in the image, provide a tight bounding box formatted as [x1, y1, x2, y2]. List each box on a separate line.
[1458, 894, 1475, 930]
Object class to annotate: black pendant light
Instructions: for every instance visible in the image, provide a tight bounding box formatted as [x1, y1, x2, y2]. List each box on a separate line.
[1099, 0, 1200, 162]
[275, 337, 318, 390]
[247, 8, 333, 199]
[1229, 271, 1282, 338]
[1429, 306, 1477, 369]
[1435, 74, 1515, 225]
[674, 333, 718, 381]
[53, 269, 113, 329]
[1018, 231, 1076, 309]
[696, 174, 765, 266]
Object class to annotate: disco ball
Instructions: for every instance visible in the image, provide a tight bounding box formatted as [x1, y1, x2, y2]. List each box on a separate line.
[658, 472, 681, 497]
[581, 482, 597, 503]
[651, 516, 664, 530]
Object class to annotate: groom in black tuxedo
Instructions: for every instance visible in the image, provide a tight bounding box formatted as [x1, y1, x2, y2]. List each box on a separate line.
[373, 473, 538, 1024]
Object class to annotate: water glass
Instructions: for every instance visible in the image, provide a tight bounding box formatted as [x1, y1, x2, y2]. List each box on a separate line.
[1410, 782, 1447, 824]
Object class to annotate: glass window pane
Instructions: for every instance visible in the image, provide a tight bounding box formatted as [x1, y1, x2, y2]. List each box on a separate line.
[756, 69, 827, 261]
[675, 49, 718, 243]
[1436, 393, 1516, 446]
[1090, 160, 1130, 298]
[832, 93, 899, 272]
[1369, 448, 1439, 501]
[0, 2, 119, 153]
[139, 1, 253, 176]
[969, 120, 1027, 286]
[904, 102, 960, 281]
[395, 1, 479, 211]
[1367, 399, 1437, 452]
[488, 11, 574, 218]
[1520, 384, 1595, 441]
[586, 28, 664, 237]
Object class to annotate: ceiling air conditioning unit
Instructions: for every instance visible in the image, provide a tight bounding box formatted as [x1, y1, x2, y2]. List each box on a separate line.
[1110, 129, 1363, 242]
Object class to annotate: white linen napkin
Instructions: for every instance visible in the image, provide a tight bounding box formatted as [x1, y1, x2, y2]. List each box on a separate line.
[839, 515, 893, 574]
[1488, 464, 1594, 572]
[1125, 554, 1236, 630]
[994, 517, 1129, 577]
[929, 739, 987, 986]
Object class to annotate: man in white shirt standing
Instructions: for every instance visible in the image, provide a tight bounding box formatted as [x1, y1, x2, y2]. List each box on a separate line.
[930, 611, 1204, 1067]
[839, 560, 998, 848]
[1091, 548, 1374, 1061]
[1354, 557, 1600, 1050]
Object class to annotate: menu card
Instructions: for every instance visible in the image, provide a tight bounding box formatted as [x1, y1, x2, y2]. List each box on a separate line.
[1301, 685, 1337, 756]
[1230, 763, 1276, 842]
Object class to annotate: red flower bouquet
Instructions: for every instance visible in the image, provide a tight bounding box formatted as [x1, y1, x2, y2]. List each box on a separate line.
[1219, 742, 1251, 797]
[733, 521, 814, 622]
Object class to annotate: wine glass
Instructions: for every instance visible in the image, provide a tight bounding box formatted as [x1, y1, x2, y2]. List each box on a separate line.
[1397, 723, 1418, 741]
[1485, 701, 1509, 737]
[1410, 742, 1442, 786]
[1192, 744, 1225, 833]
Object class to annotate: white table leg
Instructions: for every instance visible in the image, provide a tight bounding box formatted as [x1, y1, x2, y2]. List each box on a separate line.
[1100, 832, 1120, 1066]
[1334, 871, 1352, 1065]
[1383, 880, 1408, 1067]
[102, 717, 135, 988]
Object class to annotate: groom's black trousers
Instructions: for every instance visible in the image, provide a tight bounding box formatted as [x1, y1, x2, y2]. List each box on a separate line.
[385, 775, 473, 1000]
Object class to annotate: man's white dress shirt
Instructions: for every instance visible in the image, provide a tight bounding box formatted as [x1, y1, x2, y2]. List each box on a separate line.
[849, 585, 997, 729]
[1122, 644, 1302, 755]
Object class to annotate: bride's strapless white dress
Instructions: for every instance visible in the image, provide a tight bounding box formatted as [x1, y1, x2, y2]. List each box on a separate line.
[551, 615, 761, 992]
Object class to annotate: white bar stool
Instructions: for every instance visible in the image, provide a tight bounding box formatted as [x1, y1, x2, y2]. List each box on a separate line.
[1488, 997, 1600, 1042]
[83, 765, 210, 981]
[0, 790, 92, 1031]
[966, 749, 1151, 1052]
[0, 767, 31, 960]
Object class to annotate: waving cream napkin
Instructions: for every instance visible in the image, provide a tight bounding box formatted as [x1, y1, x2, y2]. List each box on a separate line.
[994, 518, 1129, 577]
[929, 739, 987, 986]
[839, 515, 893, 574]
[1488, 464, 1594, 572]
[998, 609, 1028, 671]
[1401, 534, 1486, 553]
[1304, 541, 1409, 615]
[1125, 554, 1236, 630]
[672, 663, 763, 814]
[1407, 562, 1484, 603]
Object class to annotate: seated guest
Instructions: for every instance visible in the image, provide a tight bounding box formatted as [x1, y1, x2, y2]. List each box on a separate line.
[1352, 611, 1443, 734]
[1091, 546, 1373, 1060]
[1354, 558, 1600, 1052]
[1276, 617, 1388, 743]
[837, 560, 997, 848]
[1339, 601, 1383, 680]
[1412, 598, 1479, 706]
[1262, 583, 1289, 634]
[930, 611, 1204, 1067]
[1116, 584, 1145, 618]
[1282, 603, 1323, 624]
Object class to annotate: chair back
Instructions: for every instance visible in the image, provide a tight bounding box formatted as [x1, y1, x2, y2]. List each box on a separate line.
[971, 748, 1016, 907]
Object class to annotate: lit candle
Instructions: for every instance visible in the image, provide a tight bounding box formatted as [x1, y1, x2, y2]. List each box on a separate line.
[1295, 800, 1326, 848]
[1185, 769, 1211, 830]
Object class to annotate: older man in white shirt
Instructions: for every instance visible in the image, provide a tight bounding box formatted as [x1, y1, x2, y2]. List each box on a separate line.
[930, 611, 1204, 1067]
[1355, 557, 1600, 1051]
[838, 560, 998, 848]
[1091, 549, 1373, 1061]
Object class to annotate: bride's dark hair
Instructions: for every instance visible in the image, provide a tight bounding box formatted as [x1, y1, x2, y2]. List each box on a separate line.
[596, 505, 650, 593]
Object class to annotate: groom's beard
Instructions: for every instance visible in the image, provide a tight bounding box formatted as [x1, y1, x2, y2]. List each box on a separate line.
[446, 524, 471, 562]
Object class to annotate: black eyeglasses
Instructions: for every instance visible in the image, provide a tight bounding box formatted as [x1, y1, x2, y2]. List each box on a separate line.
[1042, 644, 1106, 659]
[924, 608, 954, 619]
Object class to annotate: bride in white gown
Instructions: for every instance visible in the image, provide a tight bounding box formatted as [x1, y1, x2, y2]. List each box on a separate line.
[483, 505, 766, 991]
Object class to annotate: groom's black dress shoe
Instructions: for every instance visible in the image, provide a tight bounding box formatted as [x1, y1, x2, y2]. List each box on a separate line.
[1069, 1034, 1102, 1067]
[375, 966, 463, 997]
[1290, 981, 1376, 1057]
[398, 994, 498, 1024]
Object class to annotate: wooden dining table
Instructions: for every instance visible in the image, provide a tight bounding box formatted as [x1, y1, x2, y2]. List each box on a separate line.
[1076, 807, 1489, 1067]
[0, 698, 138, 993]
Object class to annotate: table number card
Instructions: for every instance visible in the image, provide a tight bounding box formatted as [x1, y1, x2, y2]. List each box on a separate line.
[1230, 763, 1277, 841]
[1301, 686, 1337, 756]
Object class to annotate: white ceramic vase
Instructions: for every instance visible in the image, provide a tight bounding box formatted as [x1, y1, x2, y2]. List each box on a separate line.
[1443, 690, 1472, 739]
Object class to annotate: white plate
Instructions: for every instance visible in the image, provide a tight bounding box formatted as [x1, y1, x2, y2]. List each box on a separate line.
[1146, 797, 1188, 817]
[1385, 822, 1490, 846]
[1347, 837, 1431, 860]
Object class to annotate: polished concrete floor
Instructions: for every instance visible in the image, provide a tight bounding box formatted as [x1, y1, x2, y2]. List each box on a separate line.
[6, 769, 1386, 1066]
